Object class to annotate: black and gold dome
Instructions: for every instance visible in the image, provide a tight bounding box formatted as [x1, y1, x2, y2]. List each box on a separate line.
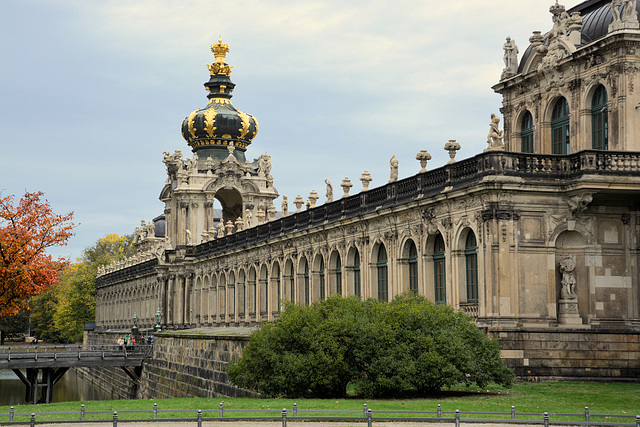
[181, 39, 258, 162]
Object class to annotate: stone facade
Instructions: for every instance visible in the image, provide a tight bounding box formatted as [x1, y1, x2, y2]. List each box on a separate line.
[93, 0, 640, 388]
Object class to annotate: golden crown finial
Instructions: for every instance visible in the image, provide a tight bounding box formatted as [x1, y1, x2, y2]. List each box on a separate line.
[211, 38, 230, 64]
[207, 38, 233, 76]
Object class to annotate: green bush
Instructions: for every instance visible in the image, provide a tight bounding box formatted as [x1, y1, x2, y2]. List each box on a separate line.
[227, 294, 513, 398]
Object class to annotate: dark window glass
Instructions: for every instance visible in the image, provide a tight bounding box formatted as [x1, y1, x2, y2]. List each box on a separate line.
[465, 232, 478, 303]
[551, 97, 570, 154]
[591, 85, 608, 150]
[303, 260, 309, 306]
[433, 234, 446, 304]
[335, 255, 342, 295]
[377, 245, 388, 302]
[521, 111, 534, 153]
[408, 241, 418, 294]
[319, 258, 325, 301]
[354, 250, 361, 298]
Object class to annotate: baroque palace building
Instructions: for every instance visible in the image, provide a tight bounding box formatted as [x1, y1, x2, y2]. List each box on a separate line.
[94, 0, 640, 382]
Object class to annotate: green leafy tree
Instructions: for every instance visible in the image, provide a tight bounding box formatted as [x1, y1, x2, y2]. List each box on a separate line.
[30, 233, 134, 343]
[228, 294, 513, 398]
[31, 285, 61, 343]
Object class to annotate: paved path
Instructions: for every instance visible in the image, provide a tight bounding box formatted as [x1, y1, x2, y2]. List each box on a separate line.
[31, 421, 530, 427]
[28, 423, 539, 427]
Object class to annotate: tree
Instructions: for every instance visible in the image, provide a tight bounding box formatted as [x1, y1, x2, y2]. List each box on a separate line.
[227, 294, 514, 398]
[31, 233, 134, 343]
[0, 192, 75, 321]
[0, 309, 30, 344]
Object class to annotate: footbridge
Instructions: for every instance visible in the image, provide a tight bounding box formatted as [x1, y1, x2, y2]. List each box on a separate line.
[0, 344, 151, 404]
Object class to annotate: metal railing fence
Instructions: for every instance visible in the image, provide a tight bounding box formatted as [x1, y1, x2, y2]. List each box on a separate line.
[1, 403, 638, 426]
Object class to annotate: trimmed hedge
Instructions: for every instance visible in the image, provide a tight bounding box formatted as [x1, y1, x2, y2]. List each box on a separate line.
[227, 294, 513, 398]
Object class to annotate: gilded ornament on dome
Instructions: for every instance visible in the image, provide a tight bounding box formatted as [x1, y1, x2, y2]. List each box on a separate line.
[187, 109, 199, 141]
[238, 111, 251, 139]
[251, 115, 259, 140]
[203, 108, 217, 137]
[206, 62, 233, 76]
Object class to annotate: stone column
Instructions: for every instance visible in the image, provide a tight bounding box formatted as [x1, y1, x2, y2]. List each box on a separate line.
[167, 274, 175, 326]
[179, 202, 188, 246]
[184, 273, 193, 327]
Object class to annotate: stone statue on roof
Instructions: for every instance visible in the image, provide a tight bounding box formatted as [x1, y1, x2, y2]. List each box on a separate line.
[502, 37, 519, 78]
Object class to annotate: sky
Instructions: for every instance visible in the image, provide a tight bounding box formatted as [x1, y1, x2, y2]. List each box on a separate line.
[1, 0, 566, 261]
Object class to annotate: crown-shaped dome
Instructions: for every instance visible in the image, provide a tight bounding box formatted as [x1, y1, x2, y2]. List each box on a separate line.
[180, 39, 258, 163]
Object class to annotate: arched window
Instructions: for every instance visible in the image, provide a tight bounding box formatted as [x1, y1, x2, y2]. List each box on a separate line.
[591, 85, 608, 150]
[354, 250, 361, 298]
[272, 263, 281, 313]
[521, 111, 534, 153]
[319, 257, 326, 301]
[335, 254, 342, 295]
[377, 245, 388, 302]
[465, 232, 478, 303]
[433, 234, 446, 304]
[551, 97, 570, 154]
[303, 260, 310, 306]
[289, 267, 295, 303]
[408, 241, 418, 294]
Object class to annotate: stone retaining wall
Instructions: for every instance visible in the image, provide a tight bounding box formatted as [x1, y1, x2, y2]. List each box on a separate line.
[495, 328, 640, 381]
[81, 328, 258, 400]
[77, 331, 138, 400]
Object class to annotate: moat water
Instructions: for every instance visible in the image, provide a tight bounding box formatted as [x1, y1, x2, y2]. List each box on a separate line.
[0, 368, 112, 406]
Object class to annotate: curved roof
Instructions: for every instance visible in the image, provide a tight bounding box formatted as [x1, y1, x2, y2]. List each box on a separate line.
[518, 0, 640, 73]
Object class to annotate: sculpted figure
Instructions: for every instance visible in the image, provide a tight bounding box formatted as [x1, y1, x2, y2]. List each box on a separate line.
[325, 179, 333, 203]
[245, 208, 252, 227]
[187, 153, 199, 171]
[567, 194, 593, 217]
[502, 37, 519, 75]
[612, 0, 623, 21]
[487, 113, 505, 148]
[623, 0, 638, 21]
[186, 229, 192, 245]
[389, 155, 399, 183]
[281, 196, 289, 216]
[147, 221, 155, 238]
[217, 220, 225, 238]
[257, 153, 272, 177]
[559, 254, 577, 299]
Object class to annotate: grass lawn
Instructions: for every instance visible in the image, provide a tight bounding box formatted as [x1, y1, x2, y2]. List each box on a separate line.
[0, 381, 638, 423]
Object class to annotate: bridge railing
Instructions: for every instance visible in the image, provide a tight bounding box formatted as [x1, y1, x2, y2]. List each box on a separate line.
[1, 403, 638, 426]
[0, 344, 153, 361]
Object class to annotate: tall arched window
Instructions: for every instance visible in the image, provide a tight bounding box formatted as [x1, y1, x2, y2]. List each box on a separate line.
[303, 260, 310, 306]
[433, 234, 446, 304]
[319, 257, 326, 301]
[591, 85, 608, 150]
[377, 245, 388, 302]
[521, 111, 534, 153]
[354, 250, 361, 298]
[408, 241, 418, 294]
[273, 263, 281, 312]
[465, 232, 478, 303]
[551, 97, 570, 154]
[289, 270, 295, 303]
[335, 255, 342, 295]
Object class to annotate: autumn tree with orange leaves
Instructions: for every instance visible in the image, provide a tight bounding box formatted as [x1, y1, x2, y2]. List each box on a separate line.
[0, 192, 75, 322]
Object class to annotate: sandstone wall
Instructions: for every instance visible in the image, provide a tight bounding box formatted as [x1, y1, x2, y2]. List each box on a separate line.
[81, 329, 258, 400]
[77, 331, 138, 400]
[496, 328, 640, 380]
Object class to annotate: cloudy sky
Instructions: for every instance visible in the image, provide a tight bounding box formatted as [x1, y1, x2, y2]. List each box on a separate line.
[1, 0, 563, 261]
